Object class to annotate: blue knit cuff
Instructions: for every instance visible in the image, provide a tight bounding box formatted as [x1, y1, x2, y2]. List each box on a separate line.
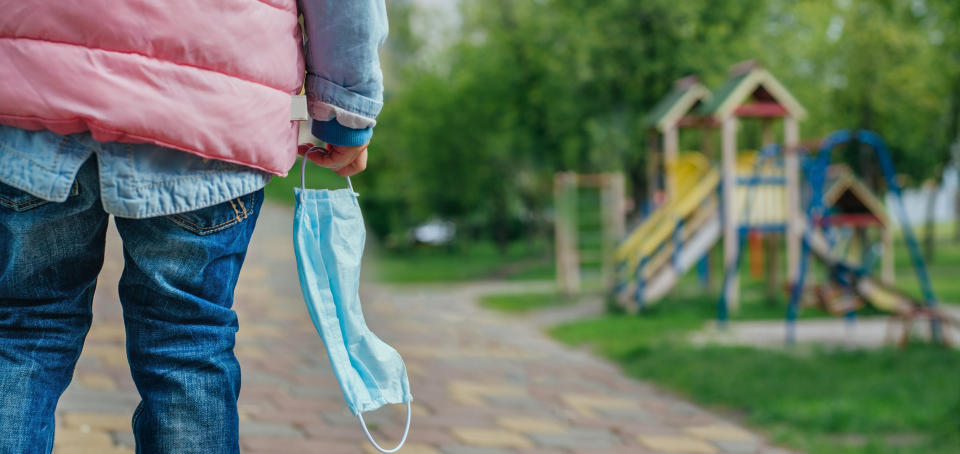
[311, 119, 373, 147]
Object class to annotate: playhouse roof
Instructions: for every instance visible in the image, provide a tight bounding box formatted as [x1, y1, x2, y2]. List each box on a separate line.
[823, 174, 889, 226]
[645, 76, 712, 133]
[700, 61, 807, 121]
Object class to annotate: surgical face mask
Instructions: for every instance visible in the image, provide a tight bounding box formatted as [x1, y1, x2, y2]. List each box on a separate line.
[293, 151, 412, 453]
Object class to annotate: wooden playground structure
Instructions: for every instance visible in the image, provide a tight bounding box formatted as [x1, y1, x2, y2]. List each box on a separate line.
[554, 172, 625, 296]
[552, 61, 956, 345]
[616, 61, 808, 313]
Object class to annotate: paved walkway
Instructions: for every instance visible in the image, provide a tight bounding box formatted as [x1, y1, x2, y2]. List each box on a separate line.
[55, 203, 792, 454]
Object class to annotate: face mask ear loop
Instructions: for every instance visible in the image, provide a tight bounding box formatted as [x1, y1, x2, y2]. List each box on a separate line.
[358, 402, 411, 454]
[301, 146, 323, 193]
[346, 176, 361, 207]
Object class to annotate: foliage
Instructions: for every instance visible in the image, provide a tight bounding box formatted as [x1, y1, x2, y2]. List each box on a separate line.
[333, 0, 959, 249]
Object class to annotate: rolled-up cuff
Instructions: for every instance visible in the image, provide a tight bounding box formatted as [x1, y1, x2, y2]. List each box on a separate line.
[307, 97, 376, 129]
[305, 73, 383, 119]
[311, 119, 372, 147]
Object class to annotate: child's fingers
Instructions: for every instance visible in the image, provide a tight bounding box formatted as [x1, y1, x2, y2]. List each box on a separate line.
[310, 144, 365, 170]
[334, 149, 368, 177]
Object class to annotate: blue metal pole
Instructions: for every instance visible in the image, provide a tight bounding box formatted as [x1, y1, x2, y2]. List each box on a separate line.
[716, 144, 783, 326]
[786, 237, 811, 346]
[697, 255, 710, 289]
[857, 131, 942, 341]
[634, 256, 648, 312]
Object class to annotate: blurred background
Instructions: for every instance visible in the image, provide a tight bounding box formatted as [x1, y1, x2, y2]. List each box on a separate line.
[266, 1, 959, 453]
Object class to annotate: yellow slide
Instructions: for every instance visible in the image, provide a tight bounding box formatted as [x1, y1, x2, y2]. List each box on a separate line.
[615, 153, 721, 308]
[616, 153, 717, 267]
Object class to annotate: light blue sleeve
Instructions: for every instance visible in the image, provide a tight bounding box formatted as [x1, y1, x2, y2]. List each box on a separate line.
[298, 0, 388, 126]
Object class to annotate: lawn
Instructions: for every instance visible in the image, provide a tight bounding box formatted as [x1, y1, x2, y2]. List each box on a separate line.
[479, 291, 578, 313]
[549, 237, 960, 454]
[368, 240, 550, 283]
[552, 317, 960, 454]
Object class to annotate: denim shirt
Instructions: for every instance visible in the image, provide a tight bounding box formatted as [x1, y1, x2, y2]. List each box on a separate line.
[0, 125, 271, 219]
[0, 1, 388, 218]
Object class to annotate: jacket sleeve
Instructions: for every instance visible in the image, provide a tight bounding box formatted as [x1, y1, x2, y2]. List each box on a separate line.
[298, 0, 388, 146]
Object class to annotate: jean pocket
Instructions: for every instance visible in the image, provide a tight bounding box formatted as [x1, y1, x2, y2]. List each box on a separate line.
[0, 180, 79, 212]
[165, 190, 263, 236]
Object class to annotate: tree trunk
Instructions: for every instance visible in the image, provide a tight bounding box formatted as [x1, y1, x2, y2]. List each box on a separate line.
[924, 181, 939, 262]
[945, 69, 960, 243]
[492, 183, 510, 255]
[955, 186, 960, 244]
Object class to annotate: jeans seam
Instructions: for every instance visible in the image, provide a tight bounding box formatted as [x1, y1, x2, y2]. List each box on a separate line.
[132, 402, 144, 454]
[0, 194, 48, 211]
[167, 213, 241, 235]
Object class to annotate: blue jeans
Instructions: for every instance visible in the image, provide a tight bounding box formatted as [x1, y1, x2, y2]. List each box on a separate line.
[0, 157, 262, 453]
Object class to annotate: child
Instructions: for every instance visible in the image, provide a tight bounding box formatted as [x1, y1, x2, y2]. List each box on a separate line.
[0, 1, 387, 452]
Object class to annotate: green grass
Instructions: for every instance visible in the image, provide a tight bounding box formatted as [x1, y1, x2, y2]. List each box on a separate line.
[890, 233, 960, 303]
[479, 292, 576, 313]
[369, 241, 550, 283]
[550, 246, 960, 454]
[552, 328, 960, 454]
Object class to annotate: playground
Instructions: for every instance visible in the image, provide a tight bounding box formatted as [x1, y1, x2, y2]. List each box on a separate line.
[548, 62, 959, 348]
[538, 62, 960, 453]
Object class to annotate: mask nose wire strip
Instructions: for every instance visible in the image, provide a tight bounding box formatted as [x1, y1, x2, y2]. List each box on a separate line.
[358, 402, 412, 454]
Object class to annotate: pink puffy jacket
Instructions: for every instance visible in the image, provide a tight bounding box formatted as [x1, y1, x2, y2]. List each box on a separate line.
[0, 1, 303, 176]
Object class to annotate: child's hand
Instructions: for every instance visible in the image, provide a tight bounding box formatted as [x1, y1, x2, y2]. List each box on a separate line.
[302, 143, 368, 177]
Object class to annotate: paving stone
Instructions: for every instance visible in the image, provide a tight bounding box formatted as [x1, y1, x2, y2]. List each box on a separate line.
[61, 413, 131, 431]
[75, 374, 117, 391]
[515, 448, 574, 454]
[685, 424, 756, 441]
[485, 395, 545, 411]
[53, 428, 112, 446]
[441, 445, 518, 454]
[527, 428, 619, 450]
[57, 388, 139, 414]
[248, 407, 323, 426]
[302, 423, 367, 441]
[402, 428, 459, 445]
[323, 410, 368, 427]
[241, 436, 357, 453]
[111, 430, 135, 448]
[714, 439, 761, 453]
[54, 447, 133, 454]
[560, 394, 642, 419]
[363, 442, 442, 454]
[495, 416, 567, 434]
[636, 435, 718, 453]
[239, 421, 304, 437]
[760, 449, 796, 454]
[451, 428, 534, 449]
[448, 381, 527, 406]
